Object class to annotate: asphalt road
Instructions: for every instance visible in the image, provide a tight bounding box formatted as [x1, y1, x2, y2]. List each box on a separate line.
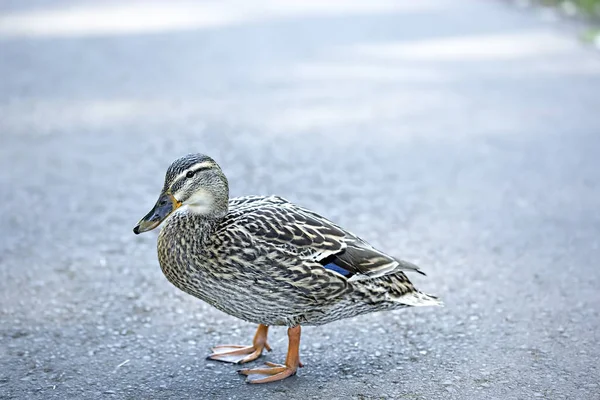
[1, 1, 600, 399]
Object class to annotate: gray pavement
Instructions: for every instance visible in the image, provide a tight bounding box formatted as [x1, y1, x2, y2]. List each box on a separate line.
[1, 1, 600, 399]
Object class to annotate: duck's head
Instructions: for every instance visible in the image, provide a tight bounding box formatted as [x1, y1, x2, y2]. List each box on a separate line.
[133, 153, 229, 234]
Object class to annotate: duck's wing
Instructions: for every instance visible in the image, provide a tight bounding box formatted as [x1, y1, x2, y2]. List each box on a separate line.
[226, 196, 424, 281]
[225, 196, 347, 263]
[296, 204, 425, 281]
[221, 196, 349, 303]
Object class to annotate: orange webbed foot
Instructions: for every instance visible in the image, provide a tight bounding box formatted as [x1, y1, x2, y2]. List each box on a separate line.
[207, 324, 271, 364]
[208, 343, 271, 364]
[238, 361, 300, 383]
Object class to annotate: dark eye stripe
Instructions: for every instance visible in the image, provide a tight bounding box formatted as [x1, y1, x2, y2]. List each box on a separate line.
[185, 166, 212, 178]
[190, 165, 212, 174]
[181, 165, 213, 181]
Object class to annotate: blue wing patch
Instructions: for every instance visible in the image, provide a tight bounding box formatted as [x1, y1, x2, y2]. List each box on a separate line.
[323, 262, 352, 277]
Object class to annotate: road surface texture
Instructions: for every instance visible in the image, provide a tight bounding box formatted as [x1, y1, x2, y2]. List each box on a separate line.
[1, 1, 599, 399]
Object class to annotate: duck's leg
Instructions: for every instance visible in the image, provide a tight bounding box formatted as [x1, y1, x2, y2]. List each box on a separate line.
[208, 324, 271, 364]
[238, 326, 303, 384]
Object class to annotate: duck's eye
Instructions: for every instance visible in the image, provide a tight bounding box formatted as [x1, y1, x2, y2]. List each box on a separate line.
[186, 170, 195, 179]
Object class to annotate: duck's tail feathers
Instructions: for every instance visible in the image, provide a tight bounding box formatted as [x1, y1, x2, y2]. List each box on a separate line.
[392, 290, 443, 307]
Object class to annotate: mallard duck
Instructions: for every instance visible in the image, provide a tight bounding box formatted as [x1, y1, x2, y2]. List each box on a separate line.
[133, 153, 441, 384]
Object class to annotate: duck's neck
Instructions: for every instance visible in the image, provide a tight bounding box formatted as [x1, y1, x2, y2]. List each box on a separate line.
[187, 204, 228, 220]
[159, 208, 219, 251]
[187, 205, 223, 228]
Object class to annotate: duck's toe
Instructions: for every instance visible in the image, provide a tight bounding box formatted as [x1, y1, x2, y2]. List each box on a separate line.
[238, 362, 299, 383]
[208, 343, 270, 364]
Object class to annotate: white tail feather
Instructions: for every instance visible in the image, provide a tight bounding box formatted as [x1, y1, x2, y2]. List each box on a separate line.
[392, 291, 443, 307]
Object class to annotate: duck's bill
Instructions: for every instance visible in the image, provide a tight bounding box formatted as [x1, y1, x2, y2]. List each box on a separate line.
[133, 193, 181, 234]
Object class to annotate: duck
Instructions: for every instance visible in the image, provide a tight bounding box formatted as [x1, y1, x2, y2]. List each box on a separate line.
[133, 153, 441, 384]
